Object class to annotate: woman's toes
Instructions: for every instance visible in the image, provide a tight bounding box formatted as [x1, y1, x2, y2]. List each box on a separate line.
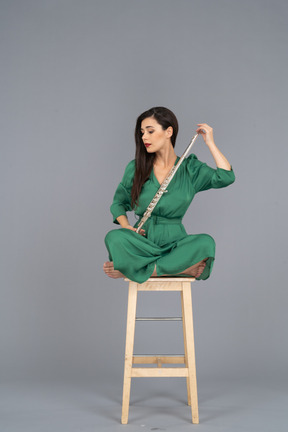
[103, 263, 114, 275]
[103, 263, 124, 279]
[103, 262, 115, 273]
[196, 262, 206, 277]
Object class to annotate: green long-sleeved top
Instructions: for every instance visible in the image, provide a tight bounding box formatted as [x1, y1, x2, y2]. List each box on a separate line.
[110, 153, 235, 224]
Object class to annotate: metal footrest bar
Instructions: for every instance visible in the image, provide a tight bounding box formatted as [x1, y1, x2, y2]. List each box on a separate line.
[135, 316, 182, 321]
[133, 353, 184, 356]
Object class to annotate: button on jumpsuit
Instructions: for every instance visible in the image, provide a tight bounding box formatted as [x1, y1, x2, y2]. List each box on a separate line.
[105, 154, 235, 284]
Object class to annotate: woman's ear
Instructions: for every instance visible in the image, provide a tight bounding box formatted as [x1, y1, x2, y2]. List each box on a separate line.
[166, 126, 173, 138]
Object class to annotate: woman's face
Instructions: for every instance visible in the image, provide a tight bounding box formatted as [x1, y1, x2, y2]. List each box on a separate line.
[140, 117, 172, 153]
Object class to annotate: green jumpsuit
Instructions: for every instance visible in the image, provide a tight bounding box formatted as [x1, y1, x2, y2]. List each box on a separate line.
[105, 153, 235, 284]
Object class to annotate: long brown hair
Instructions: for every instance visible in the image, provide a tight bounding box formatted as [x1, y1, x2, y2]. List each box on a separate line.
[131, 106, 179, 209]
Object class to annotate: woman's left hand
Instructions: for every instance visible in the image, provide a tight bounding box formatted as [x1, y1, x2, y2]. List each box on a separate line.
[196, 123, 215, 146]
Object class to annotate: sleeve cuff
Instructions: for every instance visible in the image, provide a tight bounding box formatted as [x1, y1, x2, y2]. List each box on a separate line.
[110, 204, 128, 224]
[214, 166, 235, 187]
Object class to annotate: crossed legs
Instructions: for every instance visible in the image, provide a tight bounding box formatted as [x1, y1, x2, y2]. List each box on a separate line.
[103, 259, 208, 279]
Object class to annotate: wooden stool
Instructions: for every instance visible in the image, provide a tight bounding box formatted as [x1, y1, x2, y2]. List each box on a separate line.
[121, 277, 199, 424]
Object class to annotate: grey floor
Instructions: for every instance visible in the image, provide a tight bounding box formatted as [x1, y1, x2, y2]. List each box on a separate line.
[1, 376, 287, 432]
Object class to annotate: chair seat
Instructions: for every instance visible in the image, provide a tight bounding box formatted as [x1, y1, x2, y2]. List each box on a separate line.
[124, 277, 196, 282]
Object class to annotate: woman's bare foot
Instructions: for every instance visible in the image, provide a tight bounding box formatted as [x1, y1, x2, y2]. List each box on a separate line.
[151, 259, 208, 278]
[103, 261, 125, 279]
[179, 258, 208, 278]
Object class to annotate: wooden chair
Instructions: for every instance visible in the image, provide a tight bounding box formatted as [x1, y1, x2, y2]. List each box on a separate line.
[121, 277, 199, 424]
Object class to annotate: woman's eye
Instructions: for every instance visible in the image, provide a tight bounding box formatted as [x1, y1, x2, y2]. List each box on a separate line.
[141, 130, 154, 135]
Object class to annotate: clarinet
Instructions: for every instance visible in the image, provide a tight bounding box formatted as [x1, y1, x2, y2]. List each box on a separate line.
[136, 133, 199, 234]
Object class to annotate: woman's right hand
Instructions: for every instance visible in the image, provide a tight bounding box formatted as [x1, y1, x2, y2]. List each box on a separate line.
[124, 225, 146, 236]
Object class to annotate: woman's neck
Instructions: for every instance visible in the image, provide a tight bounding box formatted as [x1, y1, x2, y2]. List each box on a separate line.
[154, 146, 177, 168]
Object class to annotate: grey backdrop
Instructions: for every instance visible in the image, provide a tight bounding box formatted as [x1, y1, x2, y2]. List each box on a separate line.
[1, 0, 288, 430]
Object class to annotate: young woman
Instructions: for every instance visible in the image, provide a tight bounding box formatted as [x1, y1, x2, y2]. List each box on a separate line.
[103, 106, 235, 284]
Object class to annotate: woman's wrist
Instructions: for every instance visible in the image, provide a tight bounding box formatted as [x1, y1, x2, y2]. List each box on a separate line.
[205, 139, 216, 150]
[206, 141, 232, 170]
[116, 215, 130, 228]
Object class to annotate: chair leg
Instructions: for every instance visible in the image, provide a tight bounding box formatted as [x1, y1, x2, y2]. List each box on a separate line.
[181, 290, 191, 406]
[182, 282, 199, 424]
[121, 282, 138, 424]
